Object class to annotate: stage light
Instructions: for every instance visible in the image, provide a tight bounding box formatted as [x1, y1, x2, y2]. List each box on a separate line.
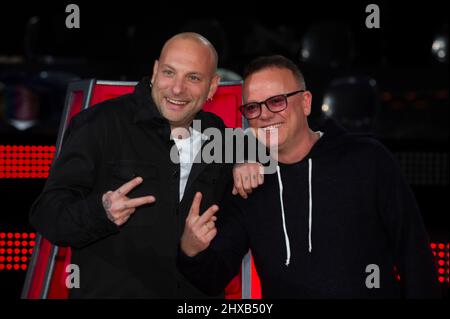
[0, 145, 56, 179]
[0, 232, 35, 271]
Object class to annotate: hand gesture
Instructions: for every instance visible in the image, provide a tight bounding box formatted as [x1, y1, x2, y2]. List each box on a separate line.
[180, 192, 219, 257]
[102, 176, 156, 226]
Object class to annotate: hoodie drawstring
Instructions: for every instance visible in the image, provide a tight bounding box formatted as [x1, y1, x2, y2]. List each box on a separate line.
[276, 165, 291, 266]
[308, 158, 313, 253]
[276, 159, 313, 267]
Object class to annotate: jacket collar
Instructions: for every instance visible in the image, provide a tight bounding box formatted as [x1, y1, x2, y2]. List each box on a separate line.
[132, 77, 167, 125]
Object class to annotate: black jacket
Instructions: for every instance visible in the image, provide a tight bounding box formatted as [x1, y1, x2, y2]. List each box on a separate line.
[30, 77, 232, 298]
[178, 119, 439, 298]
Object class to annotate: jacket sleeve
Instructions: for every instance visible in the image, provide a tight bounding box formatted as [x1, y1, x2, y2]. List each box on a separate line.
[375, 145, 440, 298]
[29, 110, 119, 248]
[177, 187, 250, 296]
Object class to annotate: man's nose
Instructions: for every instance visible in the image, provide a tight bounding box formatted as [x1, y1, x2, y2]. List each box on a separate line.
[171, 77, 185, 95]
[259, 103, 273, 120]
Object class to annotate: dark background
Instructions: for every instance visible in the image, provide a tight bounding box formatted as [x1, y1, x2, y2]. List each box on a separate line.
[0, 0, 448, 299]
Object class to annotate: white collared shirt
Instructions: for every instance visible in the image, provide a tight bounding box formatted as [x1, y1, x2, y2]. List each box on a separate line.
[173, 129, 203, 202]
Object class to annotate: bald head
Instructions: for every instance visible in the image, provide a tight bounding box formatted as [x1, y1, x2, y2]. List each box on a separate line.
[160, 32, 218, 74]
[151, 32, 221, 130]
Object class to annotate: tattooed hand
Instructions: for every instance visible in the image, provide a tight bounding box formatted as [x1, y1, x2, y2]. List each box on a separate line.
[232, 162, 264, 199]
[101, 177, 156, 226]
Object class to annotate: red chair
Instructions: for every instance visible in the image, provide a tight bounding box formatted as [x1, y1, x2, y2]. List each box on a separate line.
[22, 79, 261, 299]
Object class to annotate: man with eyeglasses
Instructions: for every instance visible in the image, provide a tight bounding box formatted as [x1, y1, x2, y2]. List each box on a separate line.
[178, 55, 439, 298]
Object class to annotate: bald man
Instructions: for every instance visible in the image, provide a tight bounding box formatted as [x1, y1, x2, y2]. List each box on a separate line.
[30, 33, 245, 298]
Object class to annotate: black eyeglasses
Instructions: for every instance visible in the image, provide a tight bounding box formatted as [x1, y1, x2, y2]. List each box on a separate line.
[239, 90, 305, 120]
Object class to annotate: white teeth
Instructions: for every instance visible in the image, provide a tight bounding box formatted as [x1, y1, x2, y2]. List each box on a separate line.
[166, 97, 188, 105]
[262, 123, 283, 130]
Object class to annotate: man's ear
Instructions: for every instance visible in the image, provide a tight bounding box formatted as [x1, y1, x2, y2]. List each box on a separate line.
[207, 74, 221, 100]
[151, 60, 159, 85]
[303, 91, 313, 116]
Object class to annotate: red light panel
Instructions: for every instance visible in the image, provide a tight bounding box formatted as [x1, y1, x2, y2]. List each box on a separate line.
[0, 232, 35, 271]
[0, 145, 55, 179]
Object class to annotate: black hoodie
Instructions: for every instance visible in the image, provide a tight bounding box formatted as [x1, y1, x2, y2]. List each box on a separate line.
[178, 119, 439, 298]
